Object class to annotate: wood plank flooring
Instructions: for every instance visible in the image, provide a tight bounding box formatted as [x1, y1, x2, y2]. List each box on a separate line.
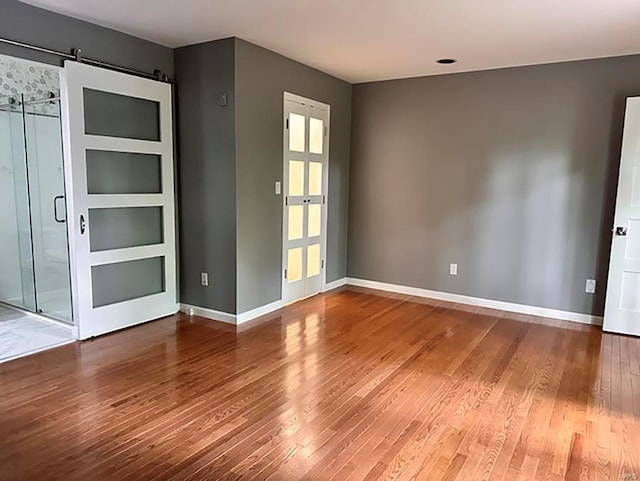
[0, 287, 638, 480]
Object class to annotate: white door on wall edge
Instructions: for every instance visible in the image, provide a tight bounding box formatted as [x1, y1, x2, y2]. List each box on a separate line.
[282, 92, 330, 305]
[60, 61, 178, 339]
[604, 96, 640, 336]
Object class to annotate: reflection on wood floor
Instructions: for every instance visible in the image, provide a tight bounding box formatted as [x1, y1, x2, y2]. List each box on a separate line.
[0, 287, 638, 480]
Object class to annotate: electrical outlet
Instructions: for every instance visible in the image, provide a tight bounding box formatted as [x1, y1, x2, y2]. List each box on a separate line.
[450, 263, 458, 276]
[585, 279, 596, 294]
[201, 272, 209, 287]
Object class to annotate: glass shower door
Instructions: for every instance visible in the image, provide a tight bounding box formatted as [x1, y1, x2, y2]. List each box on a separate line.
[0, 94, 37, 312]
[23, 94, 72, 323]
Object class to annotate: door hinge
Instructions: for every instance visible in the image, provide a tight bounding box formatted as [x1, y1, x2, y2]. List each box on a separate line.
[321, 260, 325, 269]
[285, 196, 289, 206]
[284, 269, 288, 279]
[324, 125, 328, 137]
[322, 195, 326, 204]
[286, 119, 289, 129]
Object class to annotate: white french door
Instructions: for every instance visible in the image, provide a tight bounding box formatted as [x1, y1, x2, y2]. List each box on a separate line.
[282, 93, 329, 305]
[604, 97, 640, 336]
[60, 61, 177, 339]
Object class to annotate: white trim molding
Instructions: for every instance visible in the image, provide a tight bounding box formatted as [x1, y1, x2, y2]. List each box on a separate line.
[237, 300, 284, 325]
[181, 300, 285, 326]
[346, 278, 604, 326]
[180, 303, 236, 325]
[324, 277, 347, 292]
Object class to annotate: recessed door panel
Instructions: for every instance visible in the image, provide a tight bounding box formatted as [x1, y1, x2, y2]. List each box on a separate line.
[288, 160, 305, 196]
[631, 166, 640, 206]
[309, 162, 323, 196]
[287, 248, 303, 283]
[83, 89, 160, 140]
[307, 244, 321, 278]
[89, 207, 163, 252]
[86, 150, 161, 194]
[288, 205, 304, 241]
[92, 257, 165, 308]
[288, 113, 305, 152]
[308, 204, 321, 238]
[309, 117, 324, 155]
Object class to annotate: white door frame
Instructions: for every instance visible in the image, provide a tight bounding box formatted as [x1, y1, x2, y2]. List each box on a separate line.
[281, 92, 330, 305]
[60, 61, 178, 339]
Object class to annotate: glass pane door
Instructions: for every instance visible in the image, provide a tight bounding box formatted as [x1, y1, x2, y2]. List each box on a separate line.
[23, 94, 72, 322]
[0, 94, 36, 312]
[282, 94, 329, 305]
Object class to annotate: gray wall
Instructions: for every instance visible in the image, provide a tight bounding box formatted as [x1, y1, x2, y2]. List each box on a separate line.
[235, 39, 352, 313]
[175, 38, 237, 313]
[0, 0, 173, 76]
[349, 55, 640, 316]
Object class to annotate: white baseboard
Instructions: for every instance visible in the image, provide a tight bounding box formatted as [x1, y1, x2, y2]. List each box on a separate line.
[346, 278, 604, 326]
[180, 303, 236, 325]
[181, 300, 285, 326]
[237, 300, 284, 325]
[324, 277, 347, 292]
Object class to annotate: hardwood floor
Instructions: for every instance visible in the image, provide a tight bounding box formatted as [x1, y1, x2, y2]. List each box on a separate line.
[0, 287, 638, 480]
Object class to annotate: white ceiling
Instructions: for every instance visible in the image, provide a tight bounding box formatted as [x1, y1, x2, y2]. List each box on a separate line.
[20, 0, 640, 83]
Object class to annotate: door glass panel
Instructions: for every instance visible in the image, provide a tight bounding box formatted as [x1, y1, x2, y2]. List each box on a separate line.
[309, 162, 323, 195]
[87, 150, 161, 194]
[632, 166, 640, 206]
[289, 113, 305, 152]
[23, 97, 72, 322]
[288, 205, 304, 240]
[92, 257, 165, 308]
[626, 220, 640, 260]
[89, 207, 163, 252]
[289, 160, 305, 196]
[307, 244, 321, 278]
[83, 88, 160, 141]
[308, 204, 321, 238]
[0, 95, 36, 312]
[620, 272, 640, 312]
[287, 247, 303, 283]
[309, 117, 324, 154]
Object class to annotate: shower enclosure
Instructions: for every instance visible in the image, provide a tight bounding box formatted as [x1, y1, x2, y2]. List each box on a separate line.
[0, 56, 72, 324]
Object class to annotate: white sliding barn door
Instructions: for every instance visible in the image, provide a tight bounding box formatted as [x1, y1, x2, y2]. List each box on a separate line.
[604, 97, 640, 336]
[282, 93, 330, 305]
[60, 61, 177, 339]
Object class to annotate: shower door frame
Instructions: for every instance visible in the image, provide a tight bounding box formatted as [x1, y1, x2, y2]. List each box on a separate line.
[21, 91, 74, 325]
[0, 56, 75, 331]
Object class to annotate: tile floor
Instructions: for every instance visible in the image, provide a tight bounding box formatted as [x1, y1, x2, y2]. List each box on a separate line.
[0, 305, 74, 363]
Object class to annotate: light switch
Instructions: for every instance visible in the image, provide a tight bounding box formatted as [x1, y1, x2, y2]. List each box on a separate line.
[275, 181, 281, 195]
